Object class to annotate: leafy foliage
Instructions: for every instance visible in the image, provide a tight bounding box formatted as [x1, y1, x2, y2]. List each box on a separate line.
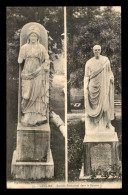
[7, 7, 64, 80]
[67, 7, 121, 94]
[90, 163, 122, 180]
[68, 118, 122, 181]
[6, 8, 65, 180]
[68, 121, 85, 180]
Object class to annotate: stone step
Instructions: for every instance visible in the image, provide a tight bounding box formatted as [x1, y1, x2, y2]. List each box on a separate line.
[11, 149, 54, 179]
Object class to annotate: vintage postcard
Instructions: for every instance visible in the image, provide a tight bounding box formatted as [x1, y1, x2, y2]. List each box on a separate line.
[6, 6, 122, 189]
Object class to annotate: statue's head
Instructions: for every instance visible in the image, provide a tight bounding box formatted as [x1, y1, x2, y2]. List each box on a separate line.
[27, 25, 40, 43]
[93, 45, 101, 58]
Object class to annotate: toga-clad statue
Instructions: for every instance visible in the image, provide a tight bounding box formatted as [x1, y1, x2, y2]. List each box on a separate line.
[18, 25, 50, 126]
[84, 45, 114, 133]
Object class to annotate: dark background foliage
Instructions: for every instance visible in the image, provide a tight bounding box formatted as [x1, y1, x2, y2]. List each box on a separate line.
[67, 6, 122, 181]
[68, 119, 122, 181]
[67, 6, 121, 111]
[6, 7, 65, 181]
[7, 7, 64, 79]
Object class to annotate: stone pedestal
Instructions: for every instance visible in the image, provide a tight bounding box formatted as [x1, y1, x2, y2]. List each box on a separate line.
[11, 149, 54, 179]
[11, 123, 54, 179]
[16, 123, 50, 162]
[11, 23, 54, 180]
[80, 127, 119, 179]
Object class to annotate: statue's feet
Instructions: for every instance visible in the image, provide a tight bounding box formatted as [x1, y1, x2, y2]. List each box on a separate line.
[21, 113, 47, 127]
[36, 116, 47, 125]
[106, 123, 109, 129]
[106, 123, 113, 129]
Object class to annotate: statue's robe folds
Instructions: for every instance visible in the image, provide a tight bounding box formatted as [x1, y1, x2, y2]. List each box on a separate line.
[18, 43, 49, 126]
[84, 55, 114, 132]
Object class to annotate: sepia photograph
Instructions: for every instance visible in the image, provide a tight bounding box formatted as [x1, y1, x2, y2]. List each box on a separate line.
[67, 6, 122, 188]
[6, 6, 65, 188]
[6, 6, 122, 189]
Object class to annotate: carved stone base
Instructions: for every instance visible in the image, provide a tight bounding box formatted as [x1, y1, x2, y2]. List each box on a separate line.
[11, 149, 54, 179]
[11, 123, 54, 179]
[16, 123, 50, 162]
[79, 130, 119, 179]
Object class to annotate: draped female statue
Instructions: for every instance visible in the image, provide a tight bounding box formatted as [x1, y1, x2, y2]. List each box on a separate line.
[84, 45, 114, 133]
[18, 24, 50, 126]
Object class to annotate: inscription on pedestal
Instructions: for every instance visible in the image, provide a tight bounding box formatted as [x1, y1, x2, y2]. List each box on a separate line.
[16, 124, 50, 162]
[90, 143, 111, 171]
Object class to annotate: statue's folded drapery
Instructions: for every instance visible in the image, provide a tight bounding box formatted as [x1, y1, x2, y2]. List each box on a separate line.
[84, 55, 114, 127]
[18, 43, 49, 126]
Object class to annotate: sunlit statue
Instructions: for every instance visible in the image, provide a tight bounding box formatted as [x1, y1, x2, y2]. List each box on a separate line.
[84, 45, 114, 133]
[18, 25, 50, 126]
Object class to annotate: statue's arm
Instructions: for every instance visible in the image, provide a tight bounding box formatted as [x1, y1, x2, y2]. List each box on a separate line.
[84, 63, 90, 108]
[84, 76, 89, 94]
[84, 62, 90, 94]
